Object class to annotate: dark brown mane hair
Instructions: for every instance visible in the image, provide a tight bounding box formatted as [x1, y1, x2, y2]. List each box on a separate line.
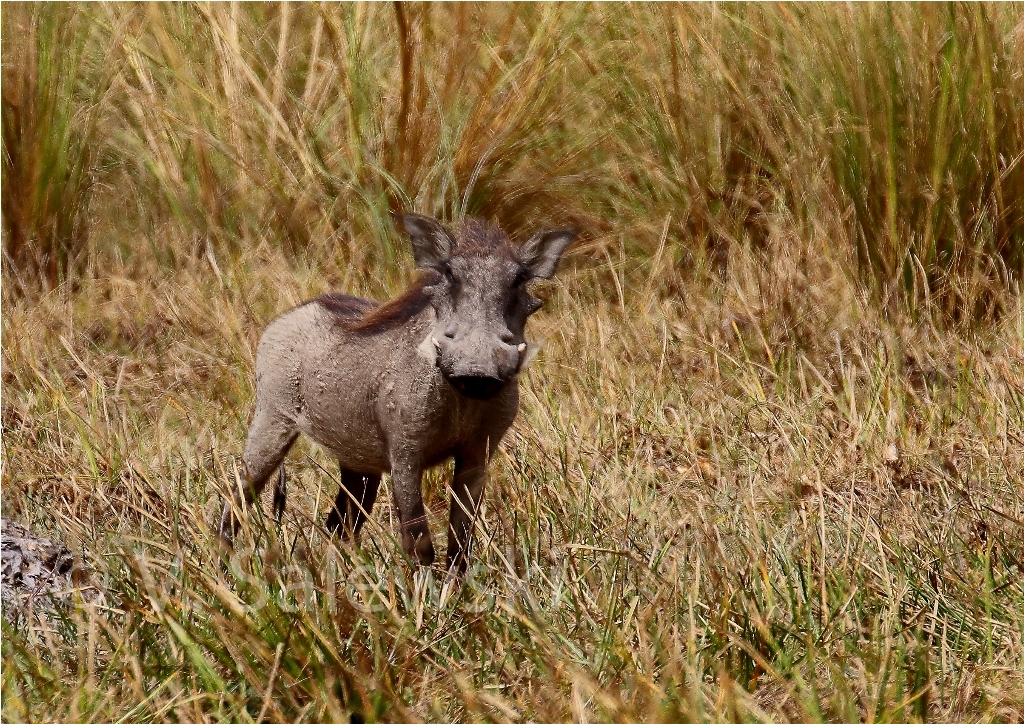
[313, 274, 435, 336]
[314, 218, 516, 335]
[312, 293, 377, 318]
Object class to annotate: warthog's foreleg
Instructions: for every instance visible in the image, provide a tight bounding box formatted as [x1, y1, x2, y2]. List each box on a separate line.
[447, 450, 488, 576]
[219, 409, 297, 546]
[389, 460, 435, 566]
[325, 469, 381, 539]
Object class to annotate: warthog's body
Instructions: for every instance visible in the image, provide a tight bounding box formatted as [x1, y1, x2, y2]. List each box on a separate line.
[221, 215, 575, 572]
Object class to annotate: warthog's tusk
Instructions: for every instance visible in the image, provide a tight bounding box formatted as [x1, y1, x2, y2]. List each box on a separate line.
[432, 337, 442, 352]
[517, 343, 527, 354]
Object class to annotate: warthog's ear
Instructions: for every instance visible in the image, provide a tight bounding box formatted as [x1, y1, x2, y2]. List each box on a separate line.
[400, 213, 456, 269]
[519, 228, 578, 279]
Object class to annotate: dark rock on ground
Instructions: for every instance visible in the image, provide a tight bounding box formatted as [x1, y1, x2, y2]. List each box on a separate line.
[2, 517, 101, 625]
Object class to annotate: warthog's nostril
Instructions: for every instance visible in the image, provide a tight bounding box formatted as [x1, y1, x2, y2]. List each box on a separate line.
[499, 331, 515, 344]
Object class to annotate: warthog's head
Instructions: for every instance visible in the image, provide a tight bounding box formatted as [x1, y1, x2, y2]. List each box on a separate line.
[401, 214, 577, 400]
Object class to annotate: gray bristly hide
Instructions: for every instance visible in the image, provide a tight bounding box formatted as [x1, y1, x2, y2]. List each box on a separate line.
[219, 215, 577, 574]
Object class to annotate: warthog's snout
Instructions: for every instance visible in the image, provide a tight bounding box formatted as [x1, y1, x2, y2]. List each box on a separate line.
[433, 327, 523, 399]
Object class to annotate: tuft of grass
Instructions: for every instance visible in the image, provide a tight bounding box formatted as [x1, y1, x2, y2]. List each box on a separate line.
[91, 3, 592, 286]
[593, 4, 1024, 322]
[816, 4, 1024, 321]
[1, 3, 114, 291]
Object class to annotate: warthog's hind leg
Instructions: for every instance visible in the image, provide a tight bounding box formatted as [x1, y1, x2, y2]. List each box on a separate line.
[219, 410, 297, 546]
[325, 469, 381, 539]
[272, 465, 287, 521]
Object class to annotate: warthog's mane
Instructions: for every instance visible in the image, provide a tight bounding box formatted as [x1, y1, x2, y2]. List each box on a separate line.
[318, 280, 433, 335]
[312, 219, 518, 336]
[454, 219, 517, 258]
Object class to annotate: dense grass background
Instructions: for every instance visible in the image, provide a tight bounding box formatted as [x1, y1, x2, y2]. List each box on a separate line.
[3, 3, 1023, 722]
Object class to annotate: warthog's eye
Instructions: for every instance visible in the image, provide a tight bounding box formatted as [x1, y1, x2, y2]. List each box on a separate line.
[507, 270, 541, 318]
[511, 269, 531, 289]
[441, 262, 460, 296]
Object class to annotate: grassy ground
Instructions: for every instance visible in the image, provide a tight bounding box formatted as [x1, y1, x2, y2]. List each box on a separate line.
[3, 4, 1024, 722]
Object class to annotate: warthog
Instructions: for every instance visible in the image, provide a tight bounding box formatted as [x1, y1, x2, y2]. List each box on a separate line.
[220, 214, 576, 573]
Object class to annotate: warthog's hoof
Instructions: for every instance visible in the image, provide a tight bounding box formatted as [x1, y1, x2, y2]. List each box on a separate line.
[402, 525, 435, 567]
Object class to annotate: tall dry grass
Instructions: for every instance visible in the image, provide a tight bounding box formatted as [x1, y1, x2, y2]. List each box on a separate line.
[3, 3, 1023, 723]
[1, 4, 115, 289]
[4, 4, 1022, 311]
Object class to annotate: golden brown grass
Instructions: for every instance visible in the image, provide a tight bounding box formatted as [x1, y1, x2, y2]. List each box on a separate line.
[3, 3, 1023, 722]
